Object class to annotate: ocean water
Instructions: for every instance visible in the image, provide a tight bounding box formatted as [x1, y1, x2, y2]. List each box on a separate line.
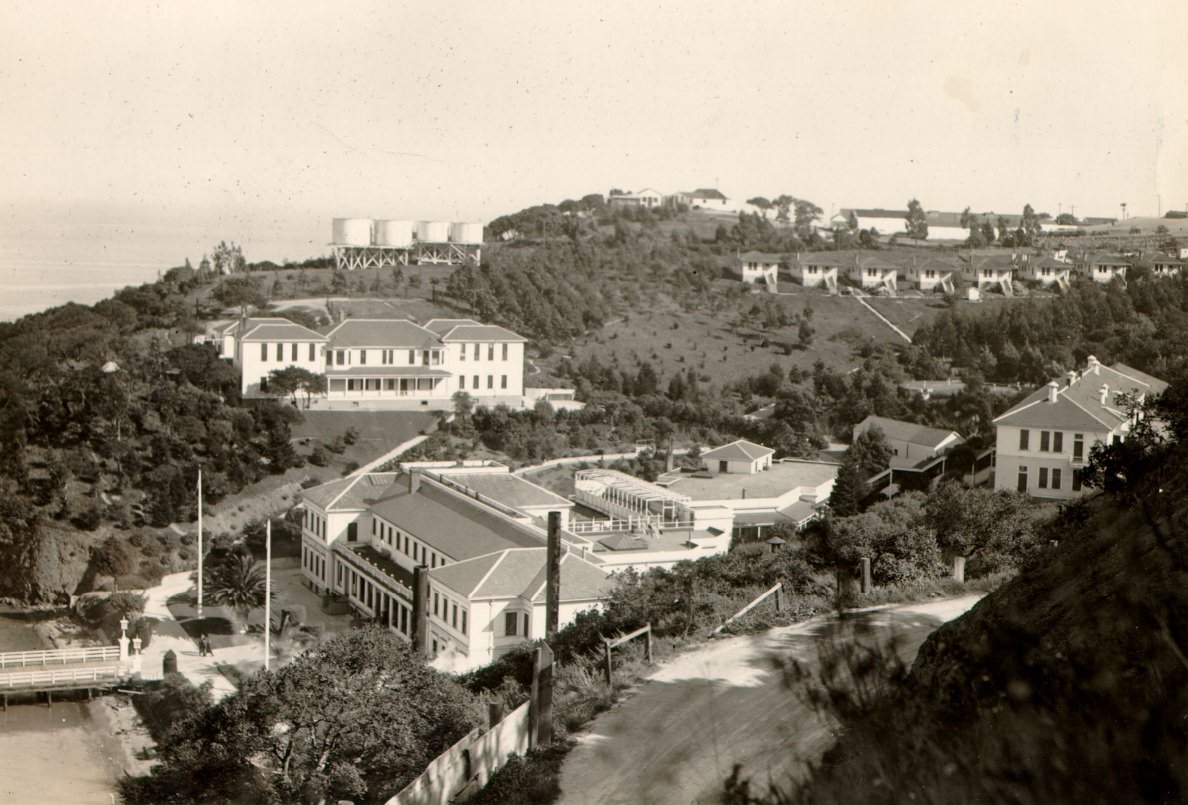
[0, 203, 330, 322]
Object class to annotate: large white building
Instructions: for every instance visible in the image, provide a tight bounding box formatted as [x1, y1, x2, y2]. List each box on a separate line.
[215, 316, 526, 408]
[992, 357, 1167, 500]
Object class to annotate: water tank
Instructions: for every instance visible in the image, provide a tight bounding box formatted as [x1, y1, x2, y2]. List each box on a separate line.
[449, 222, 484, 245]
[416, 220, 450, 243]
[373, 219, 414, 247]
[332, 218, 373, 246]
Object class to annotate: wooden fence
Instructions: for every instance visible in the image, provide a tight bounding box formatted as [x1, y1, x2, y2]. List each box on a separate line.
[0, 646, 120, 669]
[711, 583, 784, 636]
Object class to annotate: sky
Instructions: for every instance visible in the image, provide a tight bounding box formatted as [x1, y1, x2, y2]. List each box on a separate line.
[1, 0, 1186, 232]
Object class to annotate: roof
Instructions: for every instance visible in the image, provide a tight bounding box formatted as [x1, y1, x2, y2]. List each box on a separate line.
[798, 253, 851, 268]
[702, 439, 775, 463]
[240, 320, 326, 342]
[423, 318, 480, 336]
[1083, 254, 1131, 267]
[369, 479, 544, 562]
[301, 473, 401, 511]
[688, 188, 728, 201]
[665, 460, 837, 501]
[854, 416, 962, 450]
[429, 547, 611, 603]
[854, 254, 900, 271]
[994, 361, 1168, 430]
[436, 471, 572, 511]
[325, 319, 441, 349]
[435, 324, 526, 343]
[845, 209, 911, 220]
[738, 251, 783, 264]
[1031, 257, 1073, 270]
[340, 543, 415, 591]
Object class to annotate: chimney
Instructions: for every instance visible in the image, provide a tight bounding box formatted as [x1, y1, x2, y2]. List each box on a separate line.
[1047, 381, 1059, 403]
[408, 471, 421, 495]
[1099, 384, 1109, 405]
[1065, 371, 1078, 387]
[1086, 355, 1100, 374]
[411, 565, 430, 655]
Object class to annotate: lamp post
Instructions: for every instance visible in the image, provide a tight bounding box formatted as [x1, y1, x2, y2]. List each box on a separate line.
[264, 519, 271, 671]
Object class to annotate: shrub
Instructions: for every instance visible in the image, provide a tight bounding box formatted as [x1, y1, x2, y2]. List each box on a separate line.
[309, 445, 330, 467]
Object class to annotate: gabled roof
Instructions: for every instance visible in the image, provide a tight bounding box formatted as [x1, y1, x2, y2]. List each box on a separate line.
[702, 439, 775, 463]
[798, 253, 850, 268]
[738, 251, 783, 264]
[369, 479, 543, 562]
[324, 319, 441, 349]
[437, 472, 572, 511]
[845, 208, 909, 220]
[854, 254, 900, 271]
[238, 319, 327, 342]
[688, 188, 728, 201]
[429, 547, 611, 603]
[423, 318, 480, 336]
[1030, 256, 1073, 270]
[1083, 254, 1131, 268]
[993, 361, 1167, 430]
[436, 324, 526, 343]
[854, 416, 962, 450]
[302, 473, 401, 512]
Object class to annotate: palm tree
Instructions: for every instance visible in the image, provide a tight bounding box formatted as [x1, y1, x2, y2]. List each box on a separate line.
[205, 553, 269, 633]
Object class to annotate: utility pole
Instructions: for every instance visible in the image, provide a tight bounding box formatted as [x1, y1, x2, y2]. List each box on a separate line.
[197, 468, 203, 619]
[264, 520, 271, 671]
[546, 512, 562, 640]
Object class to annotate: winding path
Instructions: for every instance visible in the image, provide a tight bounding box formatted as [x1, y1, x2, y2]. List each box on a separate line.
[557, 595, 982, 805]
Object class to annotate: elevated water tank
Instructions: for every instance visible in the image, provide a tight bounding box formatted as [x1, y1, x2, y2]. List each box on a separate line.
[373, 219, 414, 248]
[449, 222, 484, 245]
[332, 218, 373, 246]
[416, 220, 451, 243]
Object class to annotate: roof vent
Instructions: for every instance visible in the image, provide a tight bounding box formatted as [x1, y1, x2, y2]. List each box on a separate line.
[1065, 371, 1078, 387]
[1086, 355, 1100, 374]
[1100, 384, 1110, 405]
[1047, 381, 1059, 403]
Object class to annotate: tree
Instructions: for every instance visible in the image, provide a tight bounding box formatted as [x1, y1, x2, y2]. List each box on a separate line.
[980, 218, 997, 245]
[828, 454, 867, 517]
[850, 425, 893, 478]
[747, 197, 773, 218]
[924, 481, 1037, 581]
[213, 276, 266, 317]
[774, 195, 794, 225]
[1020, 204, 1042, 246]
[121, 629, 479, 805]
[798, 318, 815, 349]
[960, 207, 974, 229]
[210, 241, 247, 275]
[268, 366, 306, 405]
[205, 553, 269, 632]
[905, 199, 929, 240]
[1056, 212, 1078, 226]
[794, 199, 824, 239]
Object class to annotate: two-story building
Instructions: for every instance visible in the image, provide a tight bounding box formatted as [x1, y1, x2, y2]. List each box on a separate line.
[426, 319, 527, 404]
[992, 357, 1167, 500]
[214, 317, 328, 396]
[299, 469, 612, 671]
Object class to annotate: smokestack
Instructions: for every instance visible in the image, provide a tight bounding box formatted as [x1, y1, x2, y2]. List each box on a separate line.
[1047, 381, 1059, 403]
[1100, 384, 1109, 405]
[411, 565, 430, 655]
[545, 512, 562, 640]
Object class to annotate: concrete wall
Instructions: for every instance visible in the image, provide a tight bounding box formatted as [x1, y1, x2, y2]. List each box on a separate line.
[386, 700, 532, 805]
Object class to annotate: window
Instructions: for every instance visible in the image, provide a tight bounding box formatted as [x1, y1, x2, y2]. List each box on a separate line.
[276, 343, 284, 361]
[487, 375, 493, 389]
[451, 603, 458, 629]
[1017, 466, 1028, 493]
[473, 375, 479, 389]
[459, 376, 465, 390]
[488, 344, 494, 360]
[1038, 467, 1049, 489]
[522, 613, 530, 637]
[460, 345, 466, 361]
[261, 343, 268, 361]
[473, 343, 480, 360]
[502, 343, 509, 360]
[335, 349, 346, 366]
[1053, 432, 1063, 452]
[504, 611, 518, 636]
[434, 592, 439, 617]
[359, 349, 367, 365]
[461, 610, 467, 635]
[1019, 430, 1030, 451]
[1073, 434, 1084, 461]
[408, 349, 416, 364]
[289, 343, 296, 361]
[1052, 468, 1062, 489]
[501, 375, 507, 389]
[309, 343, 316, 361]
[1040, 431, 1050, 452]
[1072, 470, 1083, 491]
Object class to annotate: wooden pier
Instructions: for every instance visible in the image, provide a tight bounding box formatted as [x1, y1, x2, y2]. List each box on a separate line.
[0, 646, 131, 709]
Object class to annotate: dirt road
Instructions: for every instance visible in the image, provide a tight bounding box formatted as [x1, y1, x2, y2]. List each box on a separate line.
[557, 595, 983, 805]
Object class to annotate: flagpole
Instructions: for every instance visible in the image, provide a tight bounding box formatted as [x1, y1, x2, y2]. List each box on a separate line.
[264, 519, 271, 671]
[197, 468, 203, 619]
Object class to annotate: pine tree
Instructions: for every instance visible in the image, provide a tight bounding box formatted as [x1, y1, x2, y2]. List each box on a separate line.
[829, 454, 867, 517]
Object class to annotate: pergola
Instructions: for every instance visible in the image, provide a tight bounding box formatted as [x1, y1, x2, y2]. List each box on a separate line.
[574, 469, 692, 524]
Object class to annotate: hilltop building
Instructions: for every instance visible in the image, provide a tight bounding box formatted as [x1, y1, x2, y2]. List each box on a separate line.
[213, 316, 526, 408]
[608, 188, 664, 209]
[735, 252, 781, 290]
[992, 357, 1167, 500]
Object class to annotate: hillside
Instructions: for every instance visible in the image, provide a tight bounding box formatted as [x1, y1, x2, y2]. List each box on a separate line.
[768, 418, 1188, 803]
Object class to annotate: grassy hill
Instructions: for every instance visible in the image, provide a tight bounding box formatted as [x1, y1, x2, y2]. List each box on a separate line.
[765, 434, 1188, 803]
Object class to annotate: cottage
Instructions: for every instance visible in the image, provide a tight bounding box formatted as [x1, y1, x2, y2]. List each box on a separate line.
[849, 255, 899, 294]
[1021, 256, 1073, 290]
[852, 416, 964, 465]
[960, 253, 1016, 296]
[792, 253, 842, 291]
[736, 252, 781, 290]
[608, 188, 664, 209]
[1149, 255, 1183, 278]
[1080, 254, 1129, 284]
[902, 256, 957, 293]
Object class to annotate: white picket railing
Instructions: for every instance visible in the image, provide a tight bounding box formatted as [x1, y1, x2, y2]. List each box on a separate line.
[0, 665, 122, 690]
[0, 646, 120, 669]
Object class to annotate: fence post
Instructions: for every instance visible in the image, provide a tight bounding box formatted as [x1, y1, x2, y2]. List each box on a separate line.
[645, 625, 653, 665]
[860, 557, 872, 594]
[604, 640, 613, 687]
[775, 583, 784, 613]
[488, 700, 504, 729]
[952, 556, 966, 584]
